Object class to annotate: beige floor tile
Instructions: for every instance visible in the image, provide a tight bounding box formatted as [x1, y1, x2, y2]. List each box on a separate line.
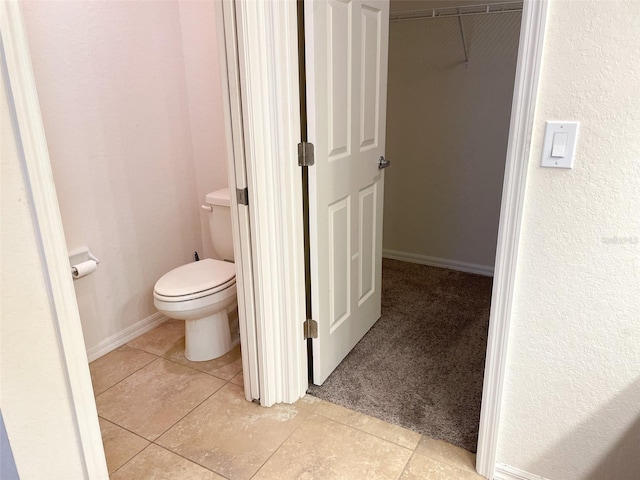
[89, 345, 156, 395]
[156, 384, 319, 480]
[314, 400, 421, 450]
[230, 371, 244, 386]
[96, 358, 224, 440]
[127, 319, 184, 356]
[164, 341, 243, 381]
[99, 418, 149, 474]
[253, 413, 412, 480]
[110, 444, 224, 480]
[414, 436, 477, 474]
[399, 453, 484, 480]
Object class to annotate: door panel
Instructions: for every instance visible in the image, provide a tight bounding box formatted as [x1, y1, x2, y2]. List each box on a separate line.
[358, 183, 376, 304]
[360, 5, 382, 149]
[327, 1, 351, 159]
[329, 196, 351, 329]
[306, 0, 389, 385]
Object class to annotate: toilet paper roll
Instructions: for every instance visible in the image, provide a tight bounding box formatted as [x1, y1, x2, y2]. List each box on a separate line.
[72, 260, 98, 279]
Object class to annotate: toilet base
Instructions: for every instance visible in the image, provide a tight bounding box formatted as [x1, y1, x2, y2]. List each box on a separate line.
[184, 309, 232, 362]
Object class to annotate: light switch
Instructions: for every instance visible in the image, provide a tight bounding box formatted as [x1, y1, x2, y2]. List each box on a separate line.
[541, 121, 579, 169]
[551, 132, 568, 157]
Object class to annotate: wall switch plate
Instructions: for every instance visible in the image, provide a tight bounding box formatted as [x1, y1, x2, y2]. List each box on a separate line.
[541, 121, 579, 168]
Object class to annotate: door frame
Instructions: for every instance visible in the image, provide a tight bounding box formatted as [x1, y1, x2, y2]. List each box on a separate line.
[476, 0, 549, 476]
[225, 0, 309, 406]
[3, 0, 549, 478]
[216, 0, 262, 403]
[227, 0, 550, 477]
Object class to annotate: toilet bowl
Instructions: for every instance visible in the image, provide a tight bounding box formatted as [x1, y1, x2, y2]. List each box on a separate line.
[154, 258, 237, 361]
[153, 187, 237, 361]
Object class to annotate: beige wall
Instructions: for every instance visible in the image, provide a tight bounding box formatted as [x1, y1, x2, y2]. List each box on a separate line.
[1, 66, 86, 480]
[383, 10, 521, 269]
[498, 1, 640, 479]
[21, 1, 228, 353]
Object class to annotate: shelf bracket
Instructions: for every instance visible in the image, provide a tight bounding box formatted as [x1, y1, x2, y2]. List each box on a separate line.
[457, 9, 470, 68]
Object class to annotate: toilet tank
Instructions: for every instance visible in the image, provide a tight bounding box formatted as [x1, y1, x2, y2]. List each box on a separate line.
[205, 188, 234, 261]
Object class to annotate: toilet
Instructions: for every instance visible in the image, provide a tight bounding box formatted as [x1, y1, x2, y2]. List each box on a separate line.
[153, 188, 238, 362]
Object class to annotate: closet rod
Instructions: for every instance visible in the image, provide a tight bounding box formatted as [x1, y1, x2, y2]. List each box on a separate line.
[389, 1, 523, 22]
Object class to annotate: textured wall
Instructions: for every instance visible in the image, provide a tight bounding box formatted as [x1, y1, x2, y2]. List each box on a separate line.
[1, 68, 86, 479]
[383, 10, 520, 269]
[498, 1, 640, 479]
[21, 1, 227, 353]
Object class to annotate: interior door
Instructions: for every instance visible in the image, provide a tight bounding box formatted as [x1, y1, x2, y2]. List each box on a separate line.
[305, 0, 390, 384]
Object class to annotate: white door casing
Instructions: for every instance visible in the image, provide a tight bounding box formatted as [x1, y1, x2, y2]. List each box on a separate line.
[232, 0, 308, 405]
[305, 0, 390, 385]
[216, 0, 260, 402]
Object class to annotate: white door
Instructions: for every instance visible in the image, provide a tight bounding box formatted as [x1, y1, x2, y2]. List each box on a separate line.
[305, 0, 390, 384]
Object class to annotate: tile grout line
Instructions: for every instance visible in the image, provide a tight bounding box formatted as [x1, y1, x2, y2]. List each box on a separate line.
[97, 415, 151, 445]
[159, 349, 243, 384]
[148, 443, 233, 480]
[98, 362, 230, 477]
[249, 405, 416, 480]
[395, 450, 418, 480]
[93, 353, 160, 398]
[95, 324, 241, 391]
[148, 382, 246, 480]
[311, 400, 423, 452]
[416, 451, 482, 479]
[400, 448, 484, 480]
[107, 441, 155, 478]
[247, 402, 323, 480]
[94, 323, 234, 478]
[410, 437, 480, 475]
[151, 378, 229, 444]
[107, 381, 233, 479]
[94, 342, 239, 402]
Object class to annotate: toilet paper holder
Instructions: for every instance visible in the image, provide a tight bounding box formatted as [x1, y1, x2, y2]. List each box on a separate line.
[69, 247, 100, 279]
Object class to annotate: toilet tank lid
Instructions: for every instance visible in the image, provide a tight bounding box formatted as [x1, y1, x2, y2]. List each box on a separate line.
[206, 188, 230, 207]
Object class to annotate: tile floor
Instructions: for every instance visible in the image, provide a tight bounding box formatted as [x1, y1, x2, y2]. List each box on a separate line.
[91, 319, 485, 480]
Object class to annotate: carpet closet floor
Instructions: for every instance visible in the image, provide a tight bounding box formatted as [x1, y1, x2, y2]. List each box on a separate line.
[308, 258, 493, 453]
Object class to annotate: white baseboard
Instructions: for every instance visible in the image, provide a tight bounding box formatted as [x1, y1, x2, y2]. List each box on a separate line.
[86, 312, 167, 362]
[382, 249, 494, 277]
[493, 464, 549, 480]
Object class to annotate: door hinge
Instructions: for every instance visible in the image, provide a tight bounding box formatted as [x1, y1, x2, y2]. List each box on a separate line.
[236, 187, 249, 206]
[304, 318, 318, 339]
[298, 141, 315, 167]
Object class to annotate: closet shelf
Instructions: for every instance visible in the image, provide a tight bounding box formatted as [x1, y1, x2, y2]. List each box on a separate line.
[389, 1, 523, 23]
[390, 1, 523, 69]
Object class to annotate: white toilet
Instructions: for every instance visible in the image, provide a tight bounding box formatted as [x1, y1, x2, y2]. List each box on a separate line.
[153, 188, 238, 362]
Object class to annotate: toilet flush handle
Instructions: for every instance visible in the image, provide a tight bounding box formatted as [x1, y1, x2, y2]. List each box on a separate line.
[201, 204, 213, 212]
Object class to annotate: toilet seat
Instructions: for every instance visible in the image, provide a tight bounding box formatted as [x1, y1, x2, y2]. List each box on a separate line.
[153, 258, 236, 303]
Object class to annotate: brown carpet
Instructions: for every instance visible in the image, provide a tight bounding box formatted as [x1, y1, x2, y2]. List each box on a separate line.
[308, 258, 492, 452]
